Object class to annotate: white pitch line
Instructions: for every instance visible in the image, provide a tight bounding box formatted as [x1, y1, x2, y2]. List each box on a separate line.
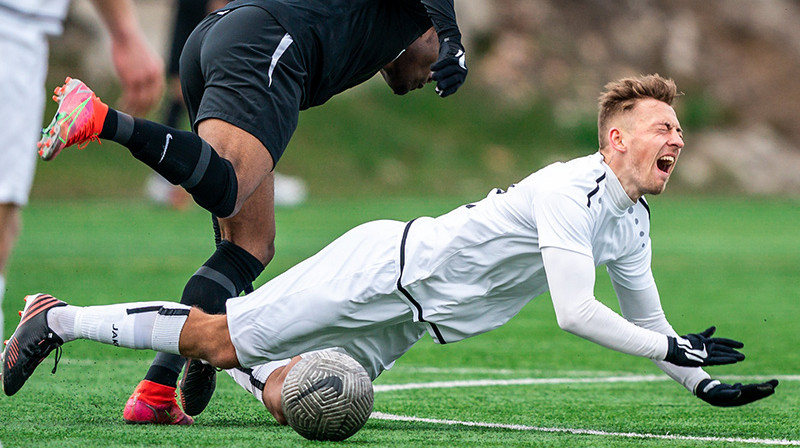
[372, 375, 800, 446]
[374, 374, 800, 393]
[371, 412, 800, 446]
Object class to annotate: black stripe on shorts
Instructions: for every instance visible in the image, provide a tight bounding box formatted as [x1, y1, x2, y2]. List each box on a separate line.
[396, 219, 447, 344]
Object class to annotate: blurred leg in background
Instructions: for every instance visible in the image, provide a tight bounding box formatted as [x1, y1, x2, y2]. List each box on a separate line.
[145, 0, 209, 210]
[0, 14, 50, 341]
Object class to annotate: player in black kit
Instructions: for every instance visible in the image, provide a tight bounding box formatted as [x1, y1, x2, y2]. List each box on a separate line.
[35, 0, 468, 425]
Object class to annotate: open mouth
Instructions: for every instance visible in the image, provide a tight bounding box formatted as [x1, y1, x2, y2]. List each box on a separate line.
[657, 155, 675, 173]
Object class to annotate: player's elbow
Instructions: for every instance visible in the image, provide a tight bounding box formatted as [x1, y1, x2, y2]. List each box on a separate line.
[554, 310, 584, 335]
[552, 293, 597, 336]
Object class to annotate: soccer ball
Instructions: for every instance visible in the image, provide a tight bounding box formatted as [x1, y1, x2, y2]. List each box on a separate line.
[281, 350, 373, 441]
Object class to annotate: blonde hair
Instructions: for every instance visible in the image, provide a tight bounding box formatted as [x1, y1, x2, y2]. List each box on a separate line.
[597, 74, 679, 150]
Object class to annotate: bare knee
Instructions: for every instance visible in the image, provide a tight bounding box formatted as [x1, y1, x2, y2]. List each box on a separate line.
[218, 179, 277, 266]
[179, 308, 240, 369]
[263, 356, 304, 425]
[197, 119, 274, 217]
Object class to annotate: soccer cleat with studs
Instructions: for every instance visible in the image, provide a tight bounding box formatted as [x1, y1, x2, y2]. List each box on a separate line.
[2, 294, 67, 396]
[37, 77, 109, 161]
[123, 380, 194, 425]
[179, 358, 218, 416]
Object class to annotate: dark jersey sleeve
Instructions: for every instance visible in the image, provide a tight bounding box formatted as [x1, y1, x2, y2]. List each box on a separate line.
[420, 0, 461, 42]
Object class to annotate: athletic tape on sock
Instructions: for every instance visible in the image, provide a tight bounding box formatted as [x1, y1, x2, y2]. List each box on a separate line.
[151, 305, 191, 355]
[181, 140, 212, 189]
[113, 112, 135, 144]
[193, 265, 237, 298]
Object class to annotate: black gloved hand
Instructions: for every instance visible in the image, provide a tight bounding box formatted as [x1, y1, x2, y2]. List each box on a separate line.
[695, 378, 779, 407]
[430, 37, 467, 97]
[665, 326, 745, 367]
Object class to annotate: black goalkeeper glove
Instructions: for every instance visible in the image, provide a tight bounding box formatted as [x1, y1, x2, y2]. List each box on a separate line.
[695, 378, 779, 407]
[431, 37, 467, 97]
[664, 326, 745, 367]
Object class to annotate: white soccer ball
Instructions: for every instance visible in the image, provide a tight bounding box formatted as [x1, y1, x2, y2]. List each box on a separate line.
[281, 350, 373, 441]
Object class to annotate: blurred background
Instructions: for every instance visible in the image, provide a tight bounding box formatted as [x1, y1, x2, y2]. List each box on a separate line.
[34, 0, 800, 202]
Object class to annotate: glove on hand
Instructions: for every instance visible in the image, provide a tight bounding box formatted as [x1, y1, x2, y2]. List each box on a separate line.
[431, 37, 467, 97]
[665, 326, 745, 367]
[695, 378, 779, 407]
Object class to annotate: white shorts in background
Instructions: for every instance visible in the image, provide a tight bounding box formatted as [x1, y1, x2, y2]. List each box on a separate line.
[226, 220, 427, 380]
[0, 19, 48, 205]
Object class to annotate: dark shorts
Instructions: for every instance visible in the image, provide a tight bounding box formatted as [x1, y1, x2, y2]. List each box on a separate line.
[179, 5, 305, 165]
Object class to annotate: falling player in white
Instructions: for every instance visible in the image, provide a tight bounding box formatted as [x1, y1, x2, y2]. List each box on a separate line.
[3, 75, 777, 426]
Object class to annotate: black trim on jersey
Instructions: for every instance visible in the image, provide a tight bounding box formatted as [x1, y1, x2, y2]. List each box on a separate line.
[396, 219, 447, 344]
[639, 197, 651, 220]
[586, 173, 607, 208]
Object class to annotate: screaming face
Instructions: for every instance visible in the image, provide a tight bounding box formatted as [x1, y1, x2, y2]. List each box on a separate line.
[606, 98, 684, 200]
[656, 154, 676, 174]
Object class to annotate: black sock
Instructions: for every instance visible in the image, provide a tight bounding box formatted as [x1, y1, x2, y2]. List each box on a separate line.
[144, 241, 265, 387]
[100, 108, 238, 218]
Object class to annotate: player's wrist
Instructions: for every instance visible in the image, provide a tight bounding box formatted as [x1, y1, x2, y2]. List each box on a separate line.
[694, 378, 720, 396]
[438, 33, 462, 46]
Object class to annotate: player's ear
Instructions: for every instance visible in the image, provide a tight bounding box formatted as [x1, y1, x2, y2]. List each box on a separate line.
[609, 128, 626, 152]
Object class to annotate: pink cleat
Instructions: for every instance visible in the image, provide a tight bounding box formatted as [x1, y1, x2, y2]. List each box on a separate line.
[37, 77, 109, 161]
[123, 380, 194, 425]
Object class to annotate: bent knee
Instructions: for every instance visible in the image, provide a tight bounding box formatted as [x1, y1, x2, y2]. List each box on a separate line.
[207, 343, 241, 369]
[256, 241, 275, 266]
[181, 310, 241, 368]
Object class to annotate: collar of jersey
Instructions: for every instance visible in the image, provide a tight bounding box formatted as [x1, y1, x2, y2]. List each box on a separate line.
[601, 161, 635, 215]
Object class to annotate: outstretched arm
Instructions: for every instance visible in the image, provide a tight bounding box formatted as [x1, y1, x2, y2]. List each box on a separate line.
[89, 0, 164, 115]
[613, 281, 778, 406]
[420, 0, 467, 97]
[542, 246, 669, 359]
[542, 246, 748, 368]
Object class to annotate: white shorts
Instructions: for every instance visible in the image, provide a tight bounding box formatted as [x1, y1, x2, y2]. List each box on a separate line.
[226, 220, 427, 380]
[0, 18, 48, 205]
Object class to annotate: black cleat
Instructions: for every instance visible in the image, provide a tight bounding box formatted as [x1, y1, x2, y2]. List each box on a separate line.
[2, 294, 67, 396]
[179, 358, 217, 416]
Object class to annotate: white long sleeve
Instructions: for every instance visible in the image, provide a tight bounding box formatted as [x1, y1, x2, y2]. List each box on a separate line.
[541, 246, 669, 359]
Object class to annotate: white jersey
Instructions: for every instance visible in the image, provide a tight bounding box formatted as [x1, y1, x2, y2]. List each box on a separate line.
[401, 152, 654, 343]
[228, 152, 706, 390]
[0, 0, 70, 34]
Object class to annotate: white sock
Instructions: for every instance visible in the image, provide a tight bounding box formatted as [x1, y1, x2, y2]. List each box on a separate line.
[226, 360, 290, 405]
[48, 303, 77, 341]
[48, 301, 190, 354]
[0, 274, 5, 340]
